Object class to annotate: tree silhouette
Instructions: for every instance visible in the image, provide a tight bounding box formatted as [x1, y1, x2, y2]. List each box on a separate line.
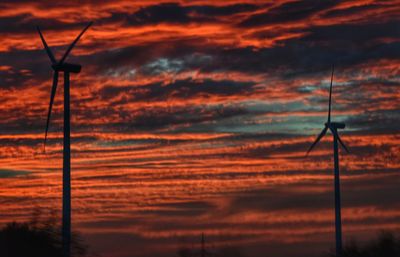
[177, 247, 194, 257]
[0, 220, 87, 257]
[326, 231, 400, 257]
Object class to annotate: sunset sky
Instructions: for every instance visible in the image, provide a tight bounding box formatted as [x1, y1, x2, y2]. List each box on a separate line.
[0, 0, 399, 256]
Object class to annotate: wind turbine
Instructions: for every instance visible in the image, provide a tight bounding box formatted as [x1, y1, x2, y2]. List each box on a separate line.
[306, 65, 349, 257]
[201, 233, 206, 257]
[37, 22, 92, 257]
[200, 233, 210, 257]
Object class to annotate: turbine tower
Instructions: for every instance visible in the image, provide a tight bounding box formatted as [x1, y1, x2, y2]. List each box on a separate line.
[37, 22, 92, 257]
[201, 233, 206, 257]
[306, 65, 349, 257]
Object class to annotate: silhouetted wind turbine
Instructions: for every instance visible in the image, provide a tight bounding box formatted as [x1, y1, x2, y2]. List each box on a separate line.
[37, 22, 92, 257]
[200, 233, 211, 257]
[201, 233, 206, 257]
[306, 65, 349, 257]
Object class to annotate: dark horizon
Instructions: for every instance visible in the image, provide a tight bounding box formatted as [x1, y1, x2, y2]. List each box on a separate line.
[0, 1, 399, 257]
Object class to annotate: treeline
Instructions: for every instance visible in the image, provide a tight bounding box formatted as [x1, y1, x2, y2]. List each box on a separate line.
[0, 218, 399, 257]
[177, 232, 400, 257]
[325, 231, 400, 257]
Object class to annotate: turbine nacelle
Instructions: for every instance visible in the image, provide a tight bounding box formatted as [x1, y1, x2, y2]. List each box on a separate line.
[52, 63, 81, 73]
[326, 122, 345, 130]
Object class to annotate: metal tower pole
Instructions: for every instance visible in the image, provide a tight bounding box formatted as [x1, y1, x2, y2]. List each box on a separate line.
[201, 233, 205, 257]
[63, 71, 71, 257]
[333, 128, 343, 257]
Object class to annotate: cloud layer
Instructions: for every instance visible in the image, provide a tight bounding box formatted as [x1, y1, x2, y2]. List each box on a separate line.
[0, 1, 399, 256]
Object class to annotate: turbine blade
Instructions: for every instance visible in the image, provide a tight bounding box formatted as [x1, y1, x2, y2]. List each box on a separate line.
[328, 64, 334, 123]
[306, 126, 328, 156]
[44, 71, 59, 152]
[59, 22, 93, 64]
[336, 131, 349, 153]
[37, 26, 57, 64]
